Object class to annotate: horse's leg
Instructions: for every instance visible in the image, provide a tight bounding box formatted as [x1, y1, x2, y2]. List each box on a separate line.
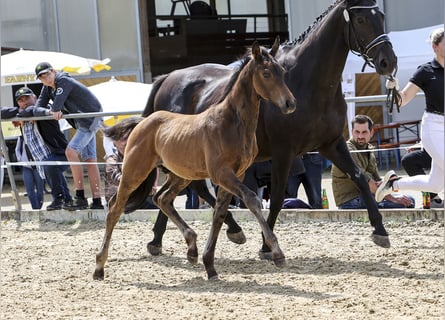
[259, 154, 294, 260]
[319, 137, 390, 248]
[190, 180, 246, 244]
[146, 209, 167, 256]
[146, 177, 174, 256]
[155, 175, 199, 263]
[215, 170, 286, 267]
[202, 189, 233, 280]
[94, 161, 156, 280]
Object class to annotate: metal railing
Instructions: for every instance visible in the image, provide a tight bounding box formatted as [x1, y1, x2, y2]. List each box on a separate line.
[0, 92, 424, 213]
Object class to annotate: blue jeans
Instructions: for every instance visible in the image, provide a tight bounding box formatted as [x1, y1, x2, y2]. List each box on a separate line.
[43, 153, 72, 202]
[339, 195, 415, 209]
[287, 154, 323, 209]
[22, 166, 44, 209]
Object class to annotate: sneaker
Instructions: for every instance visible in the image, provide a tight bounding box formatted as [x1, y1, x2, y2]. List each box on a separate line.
[47, 197, 64, 211]
[89, 203, 104, 210]
[63, 196, 88, 211]
[431, 197, 444, 209]
[375, 170, 400, 202]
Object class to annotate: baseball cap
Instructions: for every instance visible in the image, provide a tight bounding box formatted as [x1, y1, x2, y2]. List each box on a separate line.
[35, 62, 53, 78]
[15, 87, 34, 101]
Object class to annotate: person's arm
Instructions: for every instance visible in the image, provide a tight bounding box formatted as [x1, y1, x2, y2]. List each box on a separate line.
[51, 77, 75, 113]
[1, 106, 19, 119]
[398, 82, 421, 107]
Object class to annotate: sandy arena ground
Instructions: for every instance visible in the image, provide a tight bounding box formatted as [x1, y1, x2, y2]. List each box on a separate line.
[1, 218, 443, 319]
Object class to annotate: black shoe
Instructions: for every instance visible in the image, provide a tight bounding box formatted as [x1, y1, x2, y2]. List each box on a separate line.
[89, 203, 104, 210]
[47, 198, 64, 211]
[63, 196, 88, 211]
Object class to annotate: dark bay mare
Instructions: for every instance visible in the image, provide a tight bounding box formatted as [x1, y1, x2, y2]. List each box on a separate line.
[139, 0, 398, 258]
[94, 41, 296, 280]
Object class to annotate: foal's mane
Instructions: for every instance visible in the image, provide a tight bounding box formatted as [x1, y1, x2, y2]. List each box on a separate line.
[215, 55, 251, 105]
[286, 0, 343, 46]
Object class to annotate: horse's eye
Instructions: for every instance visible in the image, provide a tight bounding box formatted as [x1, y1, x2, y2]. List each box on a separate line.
[356, 16, 366, 24]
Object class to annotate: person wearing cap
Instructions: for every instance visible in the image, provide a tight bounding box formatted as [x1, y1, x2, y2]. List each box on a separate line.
[3, 87, 73, 210]
[377, 28, 444, 203]
[34, 62, 104, 210]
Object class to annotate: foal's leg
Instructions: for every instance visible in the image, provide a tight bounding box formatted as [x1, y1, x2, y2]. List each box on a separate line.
[215, 170, 286, 267]
[93, 176, 152, 280]
[191, 180, 246, 244]
[93, 162, 155, 280]
[154, 174, 199, 264]
[202, 189, 233, 280]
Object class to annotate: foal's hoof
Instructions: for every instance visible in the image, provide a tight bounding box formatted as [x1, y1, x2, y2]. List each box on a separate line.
[274, 257, 287, 268]
[371, 233, 391, 248]
[147, 242, 162, 256]
[258, 250, 273, 261]
[93, 269, 104, 281]
[226, 230, 247, 244]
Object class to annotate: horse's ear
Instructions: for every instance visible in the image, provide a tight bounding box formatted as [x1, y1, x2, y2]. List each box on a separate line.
[252, 41, 261, 60]
[270, 36, 280, 57]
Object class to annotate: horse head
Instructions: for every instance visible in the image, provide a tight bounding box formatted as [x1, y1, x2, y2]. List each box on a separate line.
[343, 0, 397, 75]
[250, 41, 296, 115]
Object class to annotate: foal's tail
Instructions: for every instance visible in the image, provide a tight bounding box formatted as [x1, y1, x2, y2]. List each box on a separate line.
[123, 168, 158, 214]
[125, 74, 170, 213]
[142, 74, 169, 117]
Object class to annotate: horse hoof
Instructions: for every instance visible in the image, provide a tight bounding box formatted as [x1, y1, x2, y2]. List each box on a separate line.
[208, 274, 220, 281]
[147, 243, 162, 256]
[226, 230, 247, 244]
[371, 233, 391, 248]
[274, 257, 287, 268]
[187, 254, 198, 265]
[93, 269, 104, 280]
[258, 250, 273, 261]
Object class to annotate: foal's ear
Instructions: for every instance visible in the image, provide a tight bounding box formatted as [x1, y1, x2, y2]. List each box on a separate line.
[251, 41, 261, 60]
[270, 36, 280, 57]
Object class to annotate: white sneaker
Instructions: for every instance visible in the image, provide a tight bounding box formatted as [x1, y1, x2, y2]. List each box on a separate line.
[430, 197, 444, 209]
[375, 170, 399, 202]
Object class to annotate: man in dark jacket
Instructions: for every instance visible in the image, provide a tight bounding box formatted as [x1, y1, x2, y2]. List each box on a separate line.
[1, 87, 73, 210]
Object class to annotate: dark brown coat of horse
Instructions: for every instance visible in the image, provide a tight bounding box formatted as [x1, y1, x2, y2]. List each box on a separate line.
[140, 0, 398, 258]
[93, 41, 296, 280]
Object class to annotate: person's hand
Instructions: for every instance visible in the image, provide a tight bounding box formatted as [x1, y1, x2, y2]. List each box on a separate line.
[51, 110, 63, 120]
[384, 194, 413, 208]
[12, 121, 21, 127]
[385, 77, 399, 90]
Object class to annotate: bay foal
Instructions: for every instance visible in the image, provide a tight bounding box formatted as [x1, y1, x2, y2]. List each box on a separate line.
[94, 40, 296, 280]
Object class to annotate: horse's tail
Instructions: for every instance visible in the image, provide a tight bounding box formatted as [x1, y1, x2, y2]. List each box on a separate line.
[123, 168, 158, 214]
[142, 74, 169, 117]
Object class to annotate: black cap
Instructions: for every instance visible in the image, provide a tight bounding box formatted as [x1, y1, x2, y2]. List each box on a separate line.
[15, 87, 34, 101]
[35, 62, 53, 78]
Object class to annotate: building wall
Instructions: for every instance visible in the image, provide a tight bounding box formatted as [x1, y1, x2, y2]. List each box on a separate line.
[285, 0, 443, 40]
[1, 0, 444, 84]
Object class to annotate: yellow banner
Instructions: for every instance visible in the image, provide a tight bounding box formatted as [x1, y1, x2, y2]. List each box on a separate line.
[1, 122, 21, 138]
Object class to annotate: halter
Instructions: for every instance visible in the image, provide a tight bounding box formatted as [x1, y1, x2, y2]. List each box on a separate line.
[343, 4, 392, 72]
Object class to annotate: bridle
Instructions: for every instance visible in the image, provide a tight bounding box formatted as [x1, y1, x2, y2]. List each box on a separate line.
[343, 3, 401, 112]
[343, 4, 392, 72]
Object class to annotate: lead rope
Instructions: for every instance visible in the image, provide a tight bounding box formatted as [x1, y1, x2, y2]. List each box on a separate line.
[385, 66, 402, 114]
